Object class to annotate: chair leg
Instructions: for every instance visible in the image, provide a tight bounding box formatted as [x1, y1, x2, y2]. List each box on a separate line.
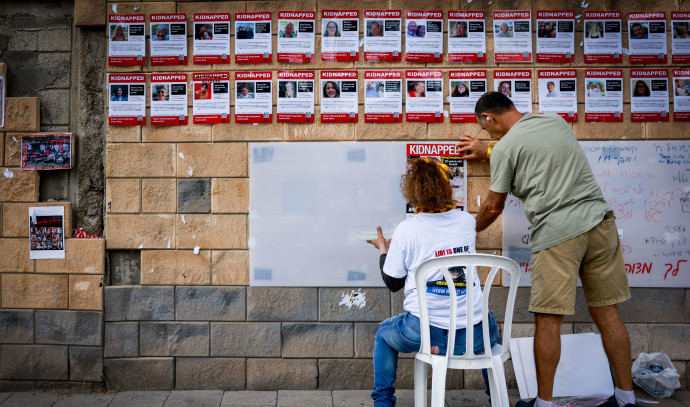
[491, 356, 510, 407]
[430, 360, 448, 407]
[486, 367, 500, 407]
[414, 359, 428, 407]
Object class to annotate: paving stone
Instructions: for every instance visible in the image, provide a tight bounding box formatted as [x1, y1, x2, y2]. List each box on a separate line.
[104, 358, 174, 391]
[319, 359, 373, 390]
[140, 322, 209, 357]
[211, 322, 281, 357]
[0, 392, 60, 407]
[177, 178, 212, 213]
[247, 359, 318, 390]
[176, 358, 245, 390]
[104, 286, 174, 321]
[69, 346, 103, 382]
[0, 344, 67, 380]
[109, 390, 171, 405]
[332, 390, 374, 407]
[319, 288, 390, 322]
[163, 390, 225, 407]
[282, 323, 353, 358]
[221, 391, 277, 406]
[35, 310, 102, 346]
[276, 390, 333, 407]
[247, 287, 318, 321]
[0, 310, 33, 343]
[52, 393, 115, 407]
[176, 286, 246, 321]
[105, 322, 139, 358]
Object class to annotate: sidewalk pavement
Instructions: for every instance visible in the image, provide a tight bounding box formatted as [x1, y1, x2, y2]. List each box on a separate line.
[0, 389, 687, 407]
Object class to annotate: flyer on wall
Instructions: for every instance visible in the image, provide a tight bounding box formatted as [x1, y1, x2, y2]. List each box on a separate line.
[277, 71, 315, 123]
[493, 10, 532, 63]
[449, 70, 486, 123]
[537, 70, 577, 122]
[321, 10, 359, 62]
[584, 69, 623, 122]
[627, 12, 667, 64]
[671, 12, 690, 63]
[536, 10, 575, 63]
[406, 143, 466, 213]
[583, 11, 623, 64]
[277, 11, 316, 63]
[192, 72, 230, 124]
[673, 68, 690, 121]
[150, 13, 187, 65]
[108, 14, 146, 66]
[235, 71, 272, 123]
[29, 206, 65, 260]
[320, 71, 358, 122]
[405, 70, 443, 122]
[151, 74, 188, 125]
[448, 11, 486, 63]
[108, 74, 146, 126]
[21, 133, 72, 170]
[405, 11, 443, 63]
[364, 71, 402, 123]
[193, 13, 230, 64]
[363, 10, 402, 62]
[494, 70, 532, 114]
[631, 69, 669, 122]
[235, 12, 272, 63]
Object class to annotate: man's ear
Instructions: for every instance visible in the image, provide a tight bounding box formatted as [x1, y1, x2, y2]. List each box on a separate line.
[481, 113, 492, 121]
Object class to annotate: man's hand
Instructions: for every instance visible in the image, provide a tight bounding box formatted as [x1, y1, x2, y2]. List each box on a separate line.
[367, 226, 391, 255]
[457, 134, 489, 161]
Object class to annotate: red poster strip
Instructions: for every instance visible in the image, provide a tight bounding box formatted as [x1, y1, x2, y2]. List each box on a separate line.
[277, 53, 315, 63]
[584, 54, 623, 64]
[152, 56, 188, 66]
[364, 52, 402, 62]
[405, 53, 443, 63]
[365, 113, 402, 123]
[278, 113, 315, 123]
[109, 56, 145, 66]
[235, 114, 273, 123]
[631, 112, 669, 122]
[235, 54, 272, 64]
[406, 112, 443, 122]
[321, 113, 358, 123]
[585, 113, 623, 122]
[450, 113, 478, 123]
[151, 116, 188, 126]
[322, 52, 359, 62]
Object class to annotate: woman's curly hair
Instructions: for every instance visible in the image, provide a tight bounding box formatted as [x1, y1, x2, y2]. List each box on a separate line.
[401, 158, 453, 211]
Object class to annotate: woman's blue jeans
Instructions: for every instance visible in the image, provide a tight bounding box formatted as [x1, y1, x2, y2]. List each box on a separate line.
[371, 311, 500, 407]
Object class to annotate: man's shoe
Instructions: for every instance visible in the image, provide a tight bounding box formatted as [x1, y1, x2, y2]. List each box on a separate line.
[598, 395, 638, 407]
[515, 399, 536, 407]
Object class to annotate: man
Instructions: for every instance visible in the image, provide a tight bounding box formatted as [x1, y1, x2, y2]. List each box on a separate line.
[498, 81, 511, 97]
[544, 81, 559, 97]
[497, 23, 511, 38]
[366, 82, 378, 98]
[674, 22, 689, 39]
[281, 22, 296, 38]
[631, 23, 647, 39]
[155, 85, 168, 101]
[369, 21, 383, 37]
[457, 92, 636, 407]
[406, 20, 417, 37]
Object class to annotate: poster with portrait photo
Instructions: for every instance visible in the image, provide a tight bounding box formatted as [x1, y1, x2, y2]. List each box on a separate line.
[405, 70, 443, 122]
[235, 71, 272, 123]
[192, 72, 230, 124]
[277, 11, 316, 63]
[494, 70, 532, 114]
[406, 143, 466, 212]
[108, 14, 145, 66]
[21, 133, 72, 170]
[320, 71, 358, 122]
[672, 13, 690, 63]
[108, 74, 146, 126]
[449, 70, 486, 123]
[151, 74, 188, 125]
[583, 11, 623, 64]
[493, 11, 532, 62]
[193, 13, 230, 64]
[29, 206, 65, 260]
[321, 10, 359, 62]
[585, 69, 623, 122]
[150, 13, 187, 65]
[448, 11, 486, 63]
[363, 10, 402, 62]
[538, 70, 577, 122]
[536, 10, 574, 63]
[235, 12, 272, 63]
[405, 10, 443, 63]
[364, 71, 402, 123]
[628, 12, 667, 64]
[672, 69, 690, 121]
[277, 71, 315, 123]
[631, 69, 669, 122]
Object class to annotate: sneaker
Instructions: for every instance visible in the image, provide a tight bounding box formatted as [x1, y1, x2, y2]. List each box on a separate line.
[515, 399, 536, 407]
[599, 395, 637, 407]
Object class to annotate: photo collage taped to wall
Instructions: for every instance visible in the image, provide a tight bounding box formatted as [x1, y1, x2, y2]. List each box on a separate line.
[107, 10, 687, 126]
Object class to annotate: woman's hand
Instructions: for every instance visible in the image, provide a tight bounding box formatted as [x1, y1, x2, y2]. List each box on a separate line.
[367, 226, 391, 255]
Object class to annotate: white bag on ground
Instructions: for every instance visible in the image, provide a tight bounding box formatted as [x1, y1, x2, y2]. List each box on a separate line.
[631, 352, 680, 398]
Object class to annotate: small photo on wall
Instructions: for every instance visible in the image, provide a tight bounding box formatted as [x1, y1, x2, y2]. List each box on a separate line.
[20, 133, 72, 170]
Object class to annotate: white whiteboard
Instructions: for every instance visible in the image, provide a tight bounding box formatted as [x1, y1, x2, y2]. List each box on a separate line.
[503, 140, 690, 287]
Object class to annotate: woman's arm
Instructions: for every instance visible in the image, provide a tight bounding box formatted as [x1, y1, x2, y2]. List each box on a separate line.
[368, 226, 406, 292]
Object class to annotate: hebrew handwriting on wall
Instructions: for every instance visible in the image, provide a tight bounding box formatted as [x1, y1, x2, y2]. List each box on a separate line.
[503, 141, 690, 287]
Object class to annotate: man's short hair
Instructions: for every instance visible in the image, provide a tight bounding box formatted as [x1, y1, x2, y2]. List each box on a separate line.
[475, 91, 516, 117]
[547, 81, 555, 87]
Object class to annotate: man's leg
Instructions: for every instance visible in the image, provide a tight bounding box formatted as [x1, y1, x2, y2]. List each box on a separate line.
[534, 313, 564, 401]
[588, 304, 633, 390]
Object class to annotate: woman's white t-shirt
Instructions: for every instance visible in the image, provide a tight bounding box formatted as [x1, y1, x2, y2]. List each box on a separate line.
[383, 209, 483, 330]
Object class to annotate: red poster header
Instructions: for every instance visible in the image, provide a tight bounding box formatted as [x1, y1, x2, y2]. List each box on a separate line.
[152, 74, 187, 82]
[322, 10, 359, 18]
[538, 70, 576, 78]
[278, 71, 315, 79]
[584, 11, 621, 19]
[321, 71, 358, 79]
[235, 71, 273, 80]
[109, 74, 146, 82]
[673, 68, 690, 77]
[194, 13, 230, 21]
[365, 10, 401, 18]
[631, 69, 668, 78]
[494, 70, 531, 78]
[193, 72, 229, 80]
[449, 11, 485, 19]
[537, 10, 574, 19]
[279, 11, 316, 19]
[406, 11, 443, 19]
[109, 15, 144, 23]
[450, 70, 486, 79]
[407, 143, 462, 157]
[494, 11, 530, 19]
[365, 71, 402, 79]
[150, 14, 187, 22]
[235, 12, 272, 21]
[585, 69, 623, 77]
[628, 12, 666, 20]
[672, 12, 690, 19]
[406, 70, 443, 79]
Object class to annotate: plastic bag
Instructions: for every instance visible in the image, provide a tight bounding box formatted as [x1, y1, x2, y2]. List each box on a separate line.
[631, 352, 681, 398]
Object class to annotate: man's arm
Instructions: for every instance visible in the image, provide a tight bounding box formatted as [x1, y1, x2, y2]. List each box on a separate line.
[476, 190, 508, 232]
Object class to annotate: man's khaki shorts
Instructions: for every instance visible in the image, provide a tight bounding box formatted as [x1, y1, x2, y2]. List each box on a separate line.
[529, 212, 631, 315]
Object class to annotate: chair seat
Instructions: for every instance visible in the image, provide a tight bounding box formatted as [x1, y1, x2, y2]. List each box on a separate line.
[416, 343, 506, 370]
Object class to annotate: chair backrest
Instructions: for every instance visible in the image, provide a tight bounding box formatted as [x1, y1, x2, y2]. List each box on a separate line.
[414, 253, 521, 362]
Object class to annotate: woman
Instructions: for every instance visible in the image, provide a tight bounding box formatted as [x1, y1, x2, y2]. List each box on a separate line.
[324, 21, 340, 37]
[588, 23, 602, 39]
[155, 85, 168, 101]
[195, 83, 209, 99]
[676, 80, 688, 97]
[452, 82, 469, 97]
[284, 82, 296, 98]
[196, 24, 212, 40]
[633, 80, 650, 97]
[154, 24, 168, 41]
[323, 81, 340, 98]
[111, 86, 127, 101]
[112, 25, 126, 41]
[408, 81, 425, 97]
[368, 158, 499, 407]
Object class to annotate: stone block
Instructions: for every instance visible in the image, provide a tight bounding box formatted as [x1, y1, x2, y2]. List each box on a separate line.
[176, 286, 245, 321]
[176, 214, 247, 249]
[319, 288, 390, 322]
[106, 143, 176, 177]
[475, 215, 502, 249]
[105, 214, 175, 249]
[74, 0, 106, 27]
[649, 325, 690, 360]
[0, 168, 38, 202]
[0, 239, 33, 273]
[178, 178, 212, 213]
[282, 323, 353, 358]
[211, 322, 281, 357]
[618, 288, 686, 323]
[176, 358, 245, 390]
[488, 287, 533, 324]
[106, 179, 141, 214]
[35, 53, 71, 90]
[246, 359, 317, 390]
[109, 250, 141, 285]
[103, 358, 174, 391]
[4, 133, 21, 167]
[211, 178, 249, 214]
[574, 323, 649, 358]
[142, 178, 177, 213]
[37, 89, 70, 126]
[0, 98, 40, 132]
[140, 250, 211, 285]
[0, 310, 33, 343]
[355, 119, 427, 141]
[467, 177, 491, 213]
[69, 347, 103, 382]
[140, 322, 210, 357]
[1, 274, 68, 309]
[211, 250, 249, 285]
[105, 322, 139, 358]
[104, 286, 175, 321]
[247, 287, 318, 321]
[211, 120, 284, 142]
[318, 359, 373, 390]
[645, 119, 690, 140]
[143, 119, 212, 143]
[69, 275, 104, 311]
[106, 2, 176, 16]
[0, 344, 67, 380]
[354, 323, 379, 358]
[106, 126, 141, 143]
[286, 108, 355, 141]
[36, 238, 105, 274]
[35, 310, 102, 346]
[177, 143, 247, 177]
[391, 289, 405, 315]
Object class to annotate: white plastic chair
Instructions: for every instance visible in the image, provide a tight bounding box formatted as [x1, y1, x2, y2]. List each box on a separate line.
[413, 253, 521, 407]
